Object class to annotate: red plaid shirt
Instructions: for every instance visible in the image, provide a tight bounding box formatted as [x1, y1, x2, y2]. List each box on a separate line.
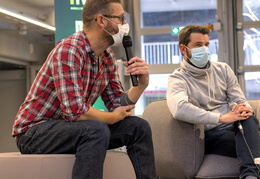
[12, 31, 124, 136]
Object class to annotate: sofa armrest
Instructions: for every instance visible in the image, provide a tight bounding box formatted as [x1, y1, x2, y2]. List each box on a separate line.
[248, 99, 260, 124]
[142, 100, 204, 179]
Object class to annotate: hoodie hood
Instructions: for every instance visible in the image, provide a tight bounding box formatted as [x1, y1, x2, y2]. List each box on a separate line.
[180, 59, 216, 100]
[180, 60, 211, 78]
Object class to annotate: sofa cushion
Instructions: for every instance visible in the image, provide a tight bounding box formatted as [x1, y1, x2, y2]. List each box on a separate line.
[196, 154, 239, 179]
[0, 151, 136, 179]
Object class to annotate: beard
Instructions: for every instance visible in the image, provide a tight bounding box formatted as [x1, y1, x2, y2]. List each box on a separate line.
[103, 23, 118, 46]
[186, 49, 192, 59]
[184, 48, 194, 66]
[103, 31, 113, 45]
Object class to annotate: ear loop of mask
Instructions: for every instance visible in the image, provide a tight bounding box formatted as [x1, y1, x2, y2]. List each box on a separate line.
[183, 45, 191, 60]
[102, 17, 119, 34]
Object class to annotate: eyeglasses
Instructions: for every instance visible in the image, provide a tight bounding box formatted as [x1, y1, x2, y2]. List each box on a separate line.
[103, 14, 126, 25]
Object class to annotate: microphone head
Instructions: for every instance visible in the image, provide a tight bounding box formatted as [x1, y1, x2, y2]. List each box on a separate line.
[123, 35, 132, 48]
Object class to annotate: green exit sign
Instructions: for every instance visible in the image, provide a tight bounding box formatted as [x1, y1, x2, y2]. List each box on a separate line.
[171, 26, 184, 35]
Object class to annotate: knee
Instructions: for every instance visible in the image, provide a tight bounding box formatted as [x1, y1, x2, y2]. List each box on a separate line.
[127, 116, 152, 136]
[80, 120, 110, 142]
[94, 121, 110, 141]
[243, 115, 259, 128]
[95, 121, 110, 139]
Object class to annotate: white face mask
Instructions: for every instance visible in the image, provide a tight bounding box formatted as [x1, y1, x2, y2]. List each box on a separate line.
[103, 18, 130, 46]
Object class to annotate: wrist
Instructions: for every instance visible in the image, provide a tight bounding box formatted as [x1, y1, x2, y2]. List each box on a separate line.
[219, 114, 224, 123]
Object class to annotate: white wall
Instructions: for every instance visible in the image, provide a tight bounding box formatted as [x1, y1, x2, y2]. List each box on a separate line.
[0, 31, 54, 64]
[0, 70, 26, 152]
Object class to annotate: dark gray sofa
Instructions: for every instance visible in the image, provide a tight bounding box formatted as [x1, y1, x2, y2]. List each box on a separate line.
[143, 99, 260, 179]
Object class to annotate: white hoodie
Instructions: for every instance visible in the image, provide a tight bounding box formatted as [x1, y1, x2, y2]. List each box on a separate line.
[166, 60, 251, 131]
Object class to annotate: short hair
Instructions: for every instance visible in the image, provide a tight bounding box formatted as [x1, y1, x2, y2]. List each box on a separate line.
[82, 0, 122, 28]
[178, 25, 210, 46]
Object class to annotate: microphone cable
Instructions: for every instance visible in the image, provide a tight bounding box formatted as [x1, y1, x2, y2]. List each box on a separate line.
[237, 121, 260, 172]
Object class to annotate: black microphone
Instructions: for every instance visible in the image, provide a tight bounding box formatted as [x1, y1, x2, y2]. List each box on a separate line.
[122, 35, 138, 86]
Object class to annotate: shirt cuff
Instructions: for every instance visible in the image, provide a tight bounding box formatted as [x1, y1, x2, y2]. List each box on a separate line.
[120, 92, 135, 106]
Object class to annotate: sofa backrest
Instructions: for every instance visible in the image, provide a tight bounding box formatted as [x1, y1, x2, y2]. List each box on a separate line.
[142, 99, 204, 179]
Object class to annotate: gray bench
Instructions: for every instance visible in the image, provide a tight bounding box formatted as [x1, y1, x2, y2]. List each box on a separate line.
[0, 151, 135, 179]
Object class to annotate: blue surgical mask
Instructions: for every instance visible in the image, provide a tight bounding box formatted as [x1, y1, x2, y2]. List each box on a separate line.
[185, 46, 210, 68]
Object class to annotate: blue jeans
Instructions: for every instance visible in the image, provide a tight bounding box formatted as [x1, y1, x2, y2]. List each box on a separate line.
[205, 115, 260, 179]
[16, 116, 157, 179]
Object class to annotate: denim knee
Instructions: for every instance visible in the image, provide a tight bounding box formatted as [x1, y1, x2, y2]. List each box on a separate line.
[128, 116, 152, 135]
[242, 115, 260, 133]
[78, 120, 111, 144]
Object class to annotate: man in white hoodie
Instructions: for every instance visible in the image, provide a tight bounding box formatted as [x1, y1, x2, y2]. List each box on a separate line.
[166, 24, 260, 179]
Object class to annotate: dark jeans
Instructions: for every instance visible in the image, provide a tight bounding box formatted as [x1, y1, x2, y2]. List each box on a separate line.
[16, 116, 157, 179]
[205, 115, 260, 179]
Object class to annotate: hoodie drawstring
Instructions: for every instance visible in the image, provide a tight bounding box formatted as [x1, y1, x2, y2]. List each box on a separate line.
[205, 71, 216, 101]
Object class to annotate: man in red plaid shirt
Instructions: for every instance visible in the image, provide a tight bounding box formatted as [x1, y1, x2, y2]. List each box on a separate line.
[12, 0, 156, 178]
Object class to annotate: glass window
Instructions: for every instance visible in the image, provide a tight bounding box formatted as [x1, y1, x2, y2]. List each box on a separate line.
[140, 0, 218, 65]
[135, 0, 218, 115]
[135, 74, 169, 115]
[142, 34, 182, 64]
[245, 72, 260, 99]
[243, 0, 260, 22]
[141, 0, 217, 28]
[241, 0, 260, 100]
[243, 28, 260, 66]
